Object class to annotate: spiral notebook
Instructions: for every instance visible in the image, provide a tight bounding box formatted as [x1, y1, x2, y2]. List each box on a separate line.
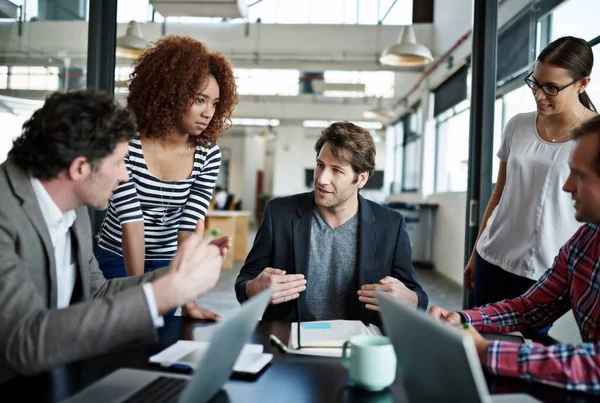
[287, 320, 382, 357]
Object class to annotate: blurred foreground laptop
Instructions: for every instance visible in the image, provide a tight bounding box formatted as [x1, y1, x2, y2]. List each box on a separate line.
[65, 289, 272, 403]
[377, 292, 540, 403]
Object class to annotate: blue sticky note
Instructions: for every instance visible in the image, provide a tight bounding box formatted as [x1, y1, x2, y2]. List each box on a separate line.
[301, 322, 332, 330]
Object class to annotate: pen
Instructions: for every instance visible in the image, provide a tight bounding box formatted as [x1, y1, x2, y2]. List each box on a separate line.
[200, 228, 222, 248]
[269, 334, 288, 353]
[162, 363, 194, 374]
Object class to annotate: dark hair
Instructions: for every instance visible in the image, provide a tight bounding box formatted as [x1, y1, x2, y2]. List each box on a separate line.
[314, 121, 376, 177]
[572, 115, 600, 173]
[127, 35, 239, 148]
[9, 90, 137, 180]
[538, 36, 596, 112]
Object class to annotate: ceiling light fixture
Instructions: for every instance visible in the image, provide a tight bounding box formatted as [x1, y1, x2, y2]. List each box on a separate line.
[116, 20, 148, 59]
[380, 25, 433, 67]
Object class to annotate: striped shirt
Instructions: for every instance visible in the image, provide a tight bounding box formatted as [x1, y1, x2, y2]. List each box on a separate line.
[98, 134, 221, 260]
[461, 223, 600, 394]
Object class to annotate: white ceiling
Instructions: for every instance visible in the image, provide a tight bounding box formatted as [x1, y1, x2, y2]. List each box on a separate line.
[149, 0, 248, 19]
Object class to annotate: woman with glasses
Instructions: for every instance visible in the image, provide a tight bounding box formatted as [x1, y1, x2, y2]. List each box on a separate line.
[464, 36, 597, 309]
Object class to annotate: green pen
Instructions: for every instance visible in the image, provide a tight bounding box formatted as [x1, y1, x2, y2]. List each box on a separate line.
[269, 334, 288, 353]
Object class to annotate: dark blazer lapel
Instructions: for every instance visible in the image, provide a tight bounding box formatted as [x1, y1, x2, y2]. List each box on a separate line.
[292, 192, 314, 314]
[71, 213, 91, 301]
[5, 161, 58, 307]
[357, 194, 377, 287]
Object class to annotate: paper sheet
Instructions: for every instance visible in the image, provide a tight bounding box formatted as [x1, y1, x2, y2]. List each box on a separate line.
[149, 340, 272, 374]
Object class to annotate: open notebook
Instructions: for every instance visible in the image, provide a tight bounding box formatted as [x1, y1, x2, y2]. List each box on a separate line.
[150, 340, 273, 375]
[287, 320, 381, 357]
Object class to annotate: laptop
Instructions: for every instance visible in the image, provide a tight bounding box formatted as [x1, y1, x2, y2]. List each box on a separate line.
[64, 289, 273, 403]
[377, 292, 540, 403]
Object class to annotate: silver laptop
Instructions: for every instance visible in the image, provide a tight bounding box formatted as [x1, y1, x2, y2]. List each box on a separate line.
[65, 289, 272, 403]
[377, 292, 540, 403]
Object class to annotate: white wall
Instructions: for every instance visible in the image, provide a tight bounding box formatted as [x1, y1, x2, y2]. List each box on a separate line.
[217, 129, 266, 224]
[426, 192, 468, 285]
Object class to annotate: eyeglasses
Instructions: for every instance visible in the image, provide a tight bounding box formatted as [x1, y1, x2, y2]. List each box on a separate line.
[524, 72, 581, 97]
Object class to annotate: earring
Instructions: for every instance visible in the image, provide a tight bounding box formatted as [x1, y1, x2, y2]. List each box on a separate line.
[580, 88, 585, 93]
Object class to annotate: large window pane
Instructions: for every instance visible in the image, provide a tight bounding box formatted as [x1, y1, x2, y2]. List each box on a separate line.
[402, 139, 420, 191]
[380, 0, 413, 25]
[357, 0, 379, 24]
[588, 45, 600, 111]
[310, 0, 345, 24]
[436, 109, 470, 192]
[391, 122, 404, 193]
[503, 84, 537, 122]
[0, 112, 29, 163]
[235, 69, 299, 96]
[9, 66, 59, 91]
[0, 66, 7, 89]
[323, 70, 395, 98]
[550, 0, 600, 42]
[276, 0, 311, 24]
[117, 0, 152, 23]
[492, 98, 504, 182]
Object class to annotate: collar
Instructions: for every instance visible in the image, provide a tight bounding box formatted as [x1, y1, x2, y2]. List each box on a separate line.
[29, 176, 77, 232]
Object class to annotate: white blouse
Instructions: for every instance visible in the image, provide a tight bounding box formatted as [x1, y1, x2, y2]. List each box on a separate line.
[476, 111, 582, 280]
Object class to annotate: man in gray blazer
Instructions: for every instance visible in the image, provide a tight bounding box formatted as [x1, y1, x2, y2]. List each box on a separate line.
[236, 122, 428, 325]
[0, 90, 228, 384]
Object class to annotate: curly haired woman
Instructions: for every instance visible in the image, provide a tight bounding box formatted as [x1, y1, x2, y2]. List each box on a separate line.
[97, 36, 238, 319]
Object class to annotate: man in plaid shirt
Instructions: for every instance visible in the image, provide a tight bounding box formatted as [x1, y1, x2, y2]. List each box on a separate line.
[430, 115, 600, 394]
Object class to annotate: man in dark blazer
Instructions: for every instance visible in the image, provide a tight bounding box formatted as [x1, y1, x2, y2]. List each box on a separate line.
[235, 122, 427, 325]
[0, 90, 229, 384]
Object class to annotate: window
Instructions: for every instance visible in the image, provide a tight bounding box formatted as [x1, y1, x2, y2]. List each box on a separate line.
[550, 0, 599, 42]
[435, 101, 470, 192]
[400, 106, 422, 192]
[247, 0, 413, 25]
[492, 98, 504, 182]
[9, 66, 59, 91]
[0, 112, 29, 163]
[235, 69, 299, 96]
[497, 10, 533, 86]
[0, 67, 7, 89]
[390, 122, 404, 193]
[490, 85, 537, 183]
[588, 44, 600, 110]
[323, 71, 395, 98]
[503, 84, 537, 124]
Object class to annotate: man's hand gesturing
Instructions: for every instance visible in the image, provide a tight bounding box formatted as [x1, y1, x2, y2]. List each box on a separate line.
[246, 268, 306, 304]
[152, 233, 223, 315]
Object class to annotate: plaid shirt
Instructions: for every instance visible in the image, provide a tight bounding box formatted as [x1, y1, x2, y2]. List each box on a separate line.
[462, 223, 600, 394]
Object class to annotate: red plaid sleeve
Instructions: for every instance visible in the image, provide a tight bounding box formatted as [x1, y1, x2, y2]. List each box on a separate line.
[487, 340, 600, 393]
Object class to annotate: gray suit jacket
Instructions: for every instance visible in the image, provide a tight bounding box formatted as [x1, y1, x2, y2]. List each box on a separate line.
[0, 159, 167, 384]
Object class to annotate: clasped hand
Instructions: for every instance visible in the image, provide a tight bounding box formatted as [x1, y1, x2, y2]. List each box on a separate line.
[428, 305, 491, 365]
[246, 267, 307, 304]
[357, 276, 418, 311]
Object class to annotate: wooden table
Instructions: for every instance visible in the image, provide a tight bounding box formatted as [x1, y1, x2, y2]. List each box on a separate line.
[2, 317, 597, 403]
[205, 211, 251, 269]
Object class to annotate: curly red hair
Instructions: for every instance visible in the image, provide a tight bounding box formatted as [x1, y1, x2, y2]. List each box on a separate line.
[127, 36, 238, 147]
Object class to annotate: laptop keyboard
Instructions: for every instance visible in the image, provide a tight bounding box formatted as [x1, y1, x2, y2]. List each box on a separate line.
[123, 376, 188, 403]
